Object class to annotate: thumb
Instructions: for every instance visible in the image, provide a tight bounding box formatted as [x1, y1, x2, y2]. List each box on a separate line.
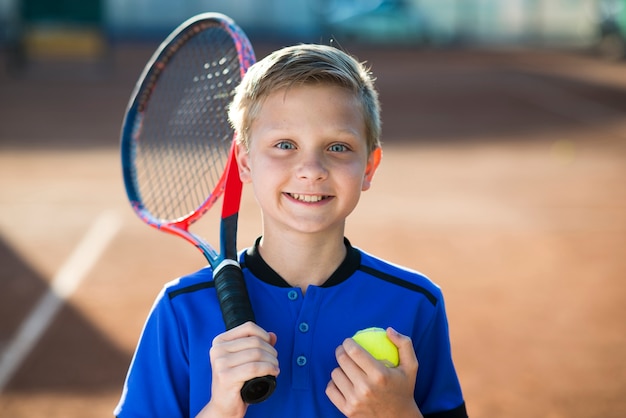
[386, 327, 418, 369]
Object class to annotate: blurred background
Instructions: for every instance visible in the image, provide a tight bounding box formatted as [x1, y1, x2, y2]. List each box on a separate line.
[1, 1, 625, 417]
[1, 0, 625, 62]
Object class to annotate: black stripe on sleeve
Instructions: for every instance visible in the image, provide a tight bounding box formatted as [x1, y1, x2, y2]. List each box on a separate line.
[168, 281, 215, 300]
[424, 402, 468, 418]
[359, 265, 438, 306]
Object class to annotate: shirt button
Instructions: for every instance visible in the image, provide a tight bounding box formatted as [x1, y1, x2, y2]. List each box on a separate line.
[288, 290, 298, 300]
[298, 322, 309, 333]
[296, 356, 307, 366]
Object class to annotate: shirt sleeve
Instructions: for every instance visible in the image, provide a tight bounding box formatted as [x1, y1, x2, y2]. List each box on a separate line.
[114, 287, 190, 418]
[414, 291, 467, 417]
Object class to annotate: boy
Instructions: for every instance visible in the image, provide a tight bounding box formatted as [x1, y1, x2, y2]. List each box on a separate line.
[115, 44, 467, 418]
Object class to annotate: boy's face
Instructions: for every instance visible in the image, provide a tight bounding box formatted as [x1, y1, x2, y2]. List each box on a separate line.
[236, 83, 381, 236]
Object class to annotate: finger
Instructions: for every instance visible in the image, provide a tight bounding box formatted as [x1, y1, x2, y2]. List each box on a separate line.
[226, 355, 280, 378]
[217, 341, 279, 365]
[325, 378, 346, 411]
[213, 321, 272, 344]
[386, 327, 418, 372]
[329, 361, 353, 393]
[268, 331, 278, 347]
[213, 334, 278, 357]
[210, 338, 279, 377]
[210, 344, 280, 390]
[212, 323, 278, 360]
[327, 364, 359, 415]
[341, 337, 382, 374]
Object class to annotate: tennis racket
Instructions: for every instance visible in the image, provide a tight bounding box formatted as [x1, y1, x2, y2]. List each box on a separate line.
[120, 12, 276, 404]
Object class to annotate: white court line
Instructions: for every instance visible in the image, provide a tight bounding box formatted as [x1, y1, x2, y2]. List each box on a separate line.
[0, 210, 122, 393]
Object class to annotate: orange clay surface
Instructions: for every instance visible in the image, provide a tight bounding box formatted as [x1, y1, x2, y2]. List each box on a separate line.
[1, 44, 625, 417]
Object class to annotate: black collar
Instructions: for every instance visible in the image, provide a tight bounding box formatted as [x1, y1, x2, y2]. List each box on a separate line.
[242, 237, 361, 288]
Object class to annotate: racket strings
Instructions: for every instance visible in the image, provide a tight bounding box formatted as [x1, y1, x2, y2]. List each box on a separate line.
[133, 24, 242, 222]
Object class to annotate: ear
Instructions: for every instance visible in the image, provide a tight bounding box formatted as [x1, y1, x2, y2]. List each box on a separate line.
[362, 147, 382, 191]
[234, 139, 252, 183]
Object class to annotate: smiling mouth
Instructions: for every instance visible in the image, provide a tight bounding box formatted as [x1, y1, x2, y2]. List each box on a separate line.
[288, 193, 330, 203]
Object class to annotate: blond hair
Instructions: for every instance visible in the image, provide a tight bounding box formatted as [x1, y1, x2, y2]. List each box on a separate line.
[228, 44, 381, 153]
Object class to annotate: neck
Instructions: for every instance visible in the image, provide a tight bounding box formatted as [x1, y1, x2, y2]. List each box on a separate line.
[257, 231, 346, 291]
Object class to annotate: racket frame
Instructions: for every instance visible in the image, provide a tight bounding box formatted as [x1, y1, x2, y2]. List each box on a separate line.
[120, 12, 276, 404]
[121, 12, 253, 266]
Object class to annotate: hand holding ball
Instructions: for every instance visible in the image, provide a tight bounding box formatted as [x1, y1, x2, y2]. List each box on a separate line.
[351, 327, 399, 368]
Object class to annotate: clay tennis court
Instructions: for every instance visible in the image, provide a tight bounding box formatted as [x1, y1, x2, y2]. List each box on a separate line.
[1, 42, 625, 417]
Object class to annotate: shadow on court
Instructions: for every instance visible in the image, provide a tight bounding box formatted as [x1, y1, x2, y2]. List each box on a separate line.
[0, 237, 129, 394]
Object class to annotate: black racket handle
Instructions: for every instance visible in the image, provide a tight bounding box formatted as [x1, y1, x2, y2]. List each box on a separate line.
[213, 261, 277, 404]
[240, 374, 277, 404]
[214, 261, 255, 328]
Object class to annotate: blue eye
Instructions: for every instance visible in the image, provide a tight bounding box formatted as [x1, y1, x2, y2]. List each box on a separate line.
[276, 141, 295, 150]
[329, 143, 348, 152]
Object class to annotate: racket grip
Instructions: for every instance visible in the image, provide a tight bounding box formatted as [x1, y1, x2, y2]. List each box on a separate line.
[214, 261, 255, 329]
[213, 261, 277, 404]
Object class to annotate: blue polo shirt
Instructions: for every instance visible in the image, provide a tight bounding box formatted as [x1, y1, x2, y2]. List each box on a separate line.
[115, 238, 467, 417]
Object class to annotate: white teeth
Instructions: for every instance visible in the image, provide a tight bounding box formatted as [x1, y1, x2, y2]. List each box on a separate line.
[291, 193, 325, 203]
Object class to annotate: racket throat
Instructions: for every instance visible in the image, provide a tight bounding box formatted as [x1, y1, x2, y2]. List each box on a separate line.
[220, 212, 239, 260]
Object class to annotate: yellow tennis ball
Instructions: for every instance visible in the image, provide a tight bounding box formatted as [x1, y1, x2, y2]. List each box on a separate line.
[351, 327, 399, 368]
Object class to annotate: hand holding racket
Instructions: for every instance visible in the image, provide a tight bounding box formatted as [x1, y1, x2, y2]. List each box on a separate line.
[120, 13, 276, 404]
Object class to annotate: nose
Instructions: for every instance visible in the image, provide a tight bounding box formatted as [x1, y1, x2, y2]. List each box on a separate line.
[296, 151, 328, 181]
